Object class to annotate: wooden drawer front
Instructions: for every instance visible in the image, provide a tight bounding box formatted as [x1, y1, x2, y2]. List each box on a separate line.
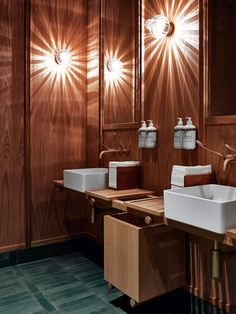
[104, 213, 186, 303]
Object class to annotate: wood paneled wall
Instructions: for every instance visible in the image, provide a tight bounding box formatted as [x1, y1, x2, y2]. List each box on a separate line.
[141, 0, 200, 195]
[1, 1, 236, 310]
[100, 0, 141, 168]
[30, 0, 88, 244]
[140, 0, 236, 311]
[186, 234, 236, 312]
[87, 0, 100, 168]
[103, 0, 137, 125]
[0, 0, 25, 251]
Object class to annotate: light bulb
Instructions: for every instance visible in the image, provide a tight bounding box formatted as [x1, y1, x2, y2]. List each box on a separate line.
[55, 49, 72, 67]
[107, 58, 122, 74]
[145, 15, 173, 40]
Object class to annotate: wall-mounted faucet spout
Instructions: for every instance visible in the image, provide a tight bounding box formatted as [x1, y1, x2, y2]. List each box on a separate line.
[99, 133, 129, 159]
[99, 148, 129, 159]
[197, 140, 236, 172]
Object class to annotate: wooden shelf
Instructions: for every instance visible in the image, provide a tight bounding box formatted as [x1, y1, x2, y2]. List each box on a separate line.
[166, 219, 236, 247]
[53, 180, 64, 187]
[86, 188, 155, 202]
[53, 181, 154, 202]
[226, 229, 236, 240]
[53, 179, 236, 247]
[124, 196, 164, 217]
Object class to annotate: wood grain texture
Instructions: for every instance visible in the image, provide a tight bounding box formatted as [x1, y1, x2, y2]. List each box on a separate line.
[87, 0, 100, 168]
[102, 0, 139, 125]
[101, 130, 140, 167]
[0, 0, 25, 250]
[207, 0, 236, 117]
[30, 0, 88, 243]
[184, 173, 215, 187]
[166, 219, 236, 248]
[86, 188, 154, 202]
[205, 125, 236, 186]
[111, 166, 142, 190]
[226, 230, 236, 241]
[186, 235, 236, 313]
[142, 0, 200, 195]
[125, 196, 164, 217]
[104, 213, 186, 303]
[196, 2, 236, 310]
[99, 0, 141, 169]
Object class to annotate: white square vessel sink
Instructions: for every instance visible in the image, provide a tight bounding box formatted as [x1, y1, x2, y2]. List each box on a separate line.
[164, 184, 236, 234]
[64, 168, 108, 192]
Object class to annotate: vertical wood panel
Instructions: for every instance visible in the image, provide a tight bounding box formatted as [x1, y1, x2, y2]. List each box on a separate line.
[87, 0, 100, 168]
[102, 130, 140, 167]
[0, 0, 25, 249]
[204, 125, 236, 184]
[208, 0, 236, 117]
[30, 0, 87, 243]
[142, 0, 199, 195]
[197, 1, 236, 310]
[103, 0, 139, 125]
[187, 235, 236, 312]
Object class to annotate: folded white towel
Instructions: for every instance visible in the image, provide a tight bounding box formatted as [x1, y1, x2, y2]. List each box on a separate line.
[171, 185, 182, 189]
[109, 161, 140, 168]
[171, 165, 212, 186]
[172, 165, 212, 175]
[171, 174, 185, 187]
[109, 161, 140, 189]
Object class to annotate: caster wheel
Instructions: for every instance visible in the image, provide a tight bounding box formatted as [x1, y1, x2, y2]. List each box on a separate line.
[107, 283, 113, 290]
[130, 299, 137, 308]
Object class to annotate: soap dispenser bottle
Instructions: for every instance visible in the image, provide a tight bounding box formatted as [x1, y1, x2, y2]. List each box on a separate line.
[146, 120, 157, 148]
[183, 117, 196, 150]
[174, 117, 184, 149]
[138, 120, 147, 148]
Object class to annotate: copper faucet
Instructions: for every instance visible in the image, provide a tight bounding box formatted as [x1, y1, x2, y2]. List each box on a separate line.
[99, 132, 129, 159]
[197, 141, 236, 171]
[99, 148, 129, 159]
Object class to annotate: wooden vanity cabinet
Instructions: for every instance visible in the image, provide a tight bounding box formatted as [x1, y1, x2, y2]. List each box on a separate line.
[104, 213, 186, 304]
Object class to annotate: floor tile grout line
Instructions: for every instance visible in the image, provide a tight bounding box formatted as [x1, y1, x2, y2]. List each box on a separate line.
[11, 260, 62, 313]
[2, 253, 126, 314]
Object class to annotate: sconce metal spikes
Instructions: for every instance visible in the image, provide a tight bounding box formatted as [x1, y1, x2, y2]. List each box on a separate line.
[107, 58, 122, 74]
[145, 15, 174, 40]
[55, 49, 72, 67]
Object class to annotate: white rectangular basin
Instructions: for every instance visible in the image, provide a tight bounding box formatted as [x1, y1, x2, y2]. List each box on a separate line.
[164, 184, 236, 234]
[64, 168, 108, 192]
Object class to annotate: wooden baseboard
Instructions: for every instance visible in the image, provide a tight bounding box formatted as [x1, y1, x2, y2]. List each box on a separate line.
[0, 243, 26, 254]
[185, 284, 236, 314]
[31, 233, 86, 247]
[0, 233, 96, 253]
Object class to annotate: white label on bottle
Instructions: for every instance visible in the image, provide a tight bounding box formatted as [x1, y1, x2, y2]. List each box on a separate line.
[174, 130, 183, 149]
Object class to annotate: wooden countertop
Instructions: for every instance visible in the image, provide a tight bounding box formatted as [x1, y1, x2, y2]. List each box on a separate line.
[53, 180, 154, 202]
[226, 229, 236, 240]
[53, 180, 64, 187]
[53, 179, 236, 246]
[124, 196, 164, 216]
[86, 188, 155, 201]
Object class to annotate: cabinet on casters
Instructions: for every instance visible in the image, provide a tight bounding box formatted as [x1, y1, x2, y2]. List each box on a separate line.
[104, 212, 186, 306]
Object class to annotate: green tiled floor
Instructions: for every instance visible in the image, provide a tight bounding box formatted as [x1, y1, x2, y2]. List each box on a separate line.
[0, 253, 124, 314]
[0, 251, 227, 314]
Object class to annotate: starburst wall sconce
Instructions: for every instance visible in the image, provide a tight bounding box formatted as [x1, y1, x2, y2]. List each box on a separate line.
[55, 49, 72, 67]
[106, 58, 123, 74]
[145, 15, 174, 40]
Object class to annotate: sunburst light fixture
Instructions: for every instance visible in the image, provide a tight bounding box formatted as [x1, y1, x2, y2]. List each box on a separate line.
[107, 58, 123, 74]
[55, 49, 72, 67]
[145, 15, 174, 40]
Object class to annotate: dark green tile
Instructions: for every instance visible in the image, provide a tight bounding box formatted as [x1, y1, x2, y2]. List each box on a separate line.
[0, 292, 44, 314]
[34, 292, 57, 312]
[57, 294, 120, 314]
